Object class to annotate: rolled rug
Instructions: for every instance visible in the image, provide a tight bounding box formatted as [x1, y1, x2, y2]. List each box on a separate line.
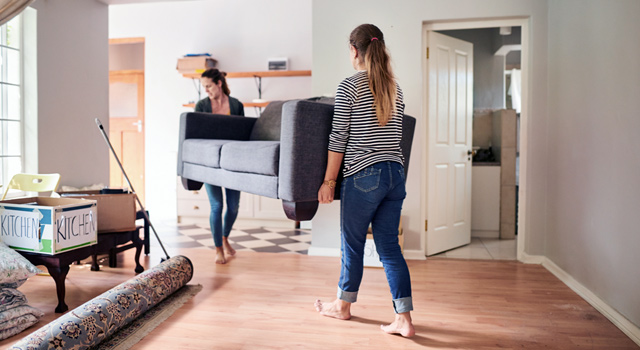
[9, 255, 193, 350]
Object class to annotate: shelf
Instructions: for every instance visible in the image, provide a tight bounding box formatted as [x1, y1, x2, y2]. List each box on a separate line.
[243, 101, 270, 108]
[183, 101, 270, 109]
[182, 70, 311, 79]
[180, 66, 310, 112]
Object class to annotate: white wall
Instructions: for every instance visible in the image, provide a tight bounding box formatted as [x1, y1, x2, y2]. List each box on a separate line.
[30, 0, 110, 187]
[109, 0, 312, 219]
[547, 0, 640, 327]
[312, 0, 550, 256]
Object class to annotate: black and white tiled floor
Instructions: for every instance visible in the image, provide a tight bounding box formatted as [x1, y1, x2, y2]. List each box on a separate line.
[150, 221, 311, 254]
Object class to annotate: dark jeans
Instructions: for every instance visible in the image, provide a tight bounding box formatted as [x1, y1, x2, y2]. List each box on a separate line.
[338, 161, 413, 313]
[204, 184, 240, 247]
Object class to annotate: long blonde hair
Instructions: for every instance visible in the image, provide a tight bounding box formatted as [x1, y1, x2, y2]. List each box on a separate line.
[350, 24, 396, 126]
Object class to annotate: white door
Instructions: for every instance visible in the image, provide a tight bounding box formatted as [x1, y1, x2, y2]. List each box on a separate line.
[109, 70, 145, 205]
[425, 31, 474, 256]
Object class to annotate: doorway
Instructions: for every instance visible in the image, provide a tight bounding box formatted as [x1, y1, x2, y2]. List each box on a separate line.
[108, 37, 145, 205]
[423, 18, 529, 261]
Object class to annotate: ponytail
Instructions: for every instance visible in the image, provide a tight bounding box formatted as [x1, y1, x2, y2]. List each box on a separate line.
[350, 24, 396, 126]
[365, 40, 396, 126]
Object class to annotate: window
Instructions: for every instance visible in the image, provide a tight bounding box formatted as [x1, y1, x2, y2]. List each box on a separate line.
[0, 14, 23, 187]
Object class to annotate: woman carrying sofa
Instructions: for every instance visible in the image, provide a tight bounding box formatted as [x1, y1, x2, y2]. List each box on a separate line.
[315, 24, 414, 337]
[195, 68, 244, 264]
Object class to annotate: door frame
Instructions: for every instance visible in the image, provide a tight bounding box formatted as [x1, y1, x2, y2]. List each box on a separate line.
[108, 37, 146, 205]
[422, 17, 532, 262]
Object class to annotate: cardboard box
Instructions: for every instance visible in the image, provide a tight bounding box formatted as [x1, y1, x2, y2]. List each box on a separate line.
[59, 191, 137, 233]
[363, 218, 404, 268]
[176, 56, 217, 73]
[0, 197, 98, 255]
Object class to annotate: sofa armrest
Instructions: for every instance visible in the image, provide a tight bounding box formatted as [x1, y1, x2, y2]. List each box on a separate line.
[278, 100, 335, 202]
[401, 114, 416, 179]
[177, 112, 256, 176]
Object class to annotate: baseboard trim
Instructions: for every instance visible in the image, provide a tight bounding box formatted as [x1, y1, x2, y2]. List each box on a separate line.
[403, 249, 427, 260]
[471, 230, 499, 239]
[518, 252, 545, 264]
[307, 246, 340, 257]
[542, 257, 640, 346]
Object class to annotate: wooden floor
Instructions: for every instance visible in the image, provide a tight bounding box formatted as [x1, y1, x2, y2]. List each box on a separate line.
[1, 246, 638, 349]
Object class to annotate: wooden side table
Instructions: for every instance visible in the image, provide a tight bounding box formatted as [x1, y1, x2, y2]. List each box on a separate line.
[18, 225, 146, 313]
[90, 228, 144, 274]
[137, 210, 150, 255]
[18, 247, 95, 313]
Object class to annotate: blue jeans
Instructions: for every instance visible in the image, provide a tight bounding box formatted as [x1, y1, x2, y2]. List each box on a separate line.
[338, 161, 413, 314]
[204, 184, 240, 247]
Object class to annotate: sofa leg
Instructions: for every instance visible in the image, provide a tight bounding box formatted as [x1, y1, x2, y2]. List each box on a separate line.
[282, 200, 319, 221]
[181, 177, 203, 191]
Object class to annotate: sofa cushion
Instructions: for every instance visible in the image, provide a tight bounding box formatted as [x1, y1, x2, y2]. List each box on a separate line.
[220, 141, 280, 176]
[249, 100, 288, 141]
[182, 139, 234, 168]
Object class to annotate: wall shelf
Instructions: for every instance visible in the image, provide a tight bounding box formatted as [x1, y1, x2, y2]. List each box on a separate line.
[183, 101, 270, 109]
[181, 69, 311, 108]
[182, 70, 311, 79]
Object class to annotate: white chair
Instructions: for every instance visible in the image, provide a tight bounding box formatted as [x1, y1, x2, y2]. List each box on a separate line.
[1, 173, 61, 200]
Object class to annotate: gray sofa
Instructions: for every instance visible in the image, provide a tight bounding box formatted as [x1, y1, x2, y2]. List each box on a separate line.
[177, 98, 415, 221]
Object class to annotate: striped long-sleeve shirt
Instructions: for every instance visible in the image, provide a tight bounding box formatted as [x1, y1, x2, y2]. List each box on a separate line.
[328, 70, 405, 177]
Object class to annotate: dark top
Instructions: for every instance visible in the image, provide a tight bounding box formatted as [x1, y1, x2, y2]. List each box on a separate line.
[194, 96, 245, 116]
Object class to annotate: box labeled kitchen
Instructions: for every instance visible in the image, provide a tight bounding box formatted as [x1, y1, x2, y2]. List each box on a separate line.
[0, 197, 98, 255]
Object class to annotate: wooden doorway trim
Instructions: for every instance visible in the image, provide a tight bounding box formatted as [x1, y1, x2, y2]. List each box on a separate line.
[422, 17, 531, 262]
[109, 37, 145, 45]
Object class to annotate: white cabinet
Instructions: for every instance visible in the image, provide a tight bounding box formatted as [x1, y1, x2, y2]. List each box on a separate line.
[471, 166, 501, 238]
[176, 182, 209, 221]
[176, 177, 292, 227]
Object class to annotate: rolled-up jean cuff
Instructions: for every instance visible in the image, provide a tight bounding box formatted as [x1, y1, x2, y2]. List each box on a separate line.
[393, 297, 413, 313]
[337, 287, 358, 303]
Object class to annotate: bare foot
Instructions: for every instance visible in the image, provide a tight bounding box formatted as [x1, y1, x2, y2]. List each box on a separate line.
[215, 247, 227, 264]
[381, 312, 415, 337]
[314, 299, 351, 320]
[223, 237, 236, 256]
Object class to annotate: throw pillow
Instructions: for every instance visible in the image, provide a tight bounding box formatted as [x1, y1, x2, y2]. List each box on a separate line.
[0, 242, 42, 285]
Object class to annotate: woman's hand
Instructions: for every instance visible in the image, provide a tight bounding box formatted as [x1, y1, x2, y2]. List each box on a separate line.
[319, 151, 343, 204]
[318, 183, 335, 204]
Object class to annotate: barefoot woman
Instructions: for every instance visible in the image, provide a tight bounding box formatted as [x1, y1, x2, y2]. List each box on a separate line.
[195, 68, 244, 264]
[315, 24, 415, 337]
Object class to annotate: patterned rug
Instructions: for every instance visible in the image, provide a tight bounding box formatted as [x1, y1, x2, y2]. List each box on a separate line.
[94, 284, 202, 350]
